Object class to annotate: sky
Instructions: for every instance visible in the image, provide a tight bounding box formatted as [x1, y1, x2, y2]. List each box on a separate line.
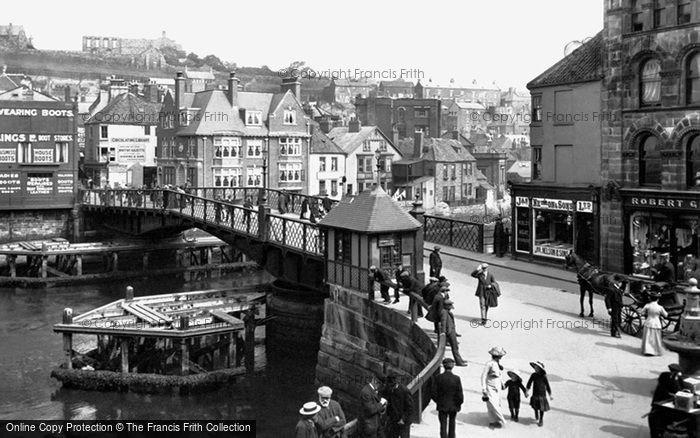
[6, 0, 603, 91]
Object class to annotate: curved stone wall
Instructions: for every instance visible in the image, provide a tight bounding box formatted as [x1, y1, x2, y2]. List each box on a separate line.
[315, 285, 436, 419]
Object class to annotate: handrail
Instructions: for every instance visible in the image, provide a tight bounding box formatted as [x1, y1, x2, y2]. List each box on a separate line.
[343, 291, 446, 435]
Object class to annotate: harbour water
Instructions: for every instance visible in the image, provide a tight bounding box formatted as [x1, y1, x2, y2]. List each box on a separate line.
[0, 271, 318, 437]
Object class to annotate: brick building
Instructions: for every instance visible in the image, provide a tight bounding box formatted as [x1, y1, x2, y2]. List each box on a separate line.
[600, 0, 700, 276]
[355, 82, 441, 140]
[157, 72, 311, 192]
[0, 85, 78, 241]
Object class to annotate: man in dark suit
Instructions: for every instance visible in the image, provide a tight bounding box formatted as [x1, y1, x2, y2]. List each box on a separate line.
[382, 374, 413, 438]
[400, 271, 424, 317]
[441, 300, 467, 366]
[605, 278, 624, 338]
[649, 364, 684, 438]
[370, 265, 393, 303]
[429, 246, 443, 278]
[431, 358, 463, 438]
[359, 374, 387, 438]
[471, 263, 497, 325]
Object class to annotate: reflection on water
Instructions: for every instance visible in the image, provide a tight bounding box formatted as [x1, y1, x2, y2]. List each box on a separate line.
[0, 271, 318, 438]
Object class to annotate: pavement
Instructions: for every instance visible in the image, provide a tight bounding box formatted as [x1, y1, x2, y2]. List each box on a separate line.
[377, 247, 673, 438]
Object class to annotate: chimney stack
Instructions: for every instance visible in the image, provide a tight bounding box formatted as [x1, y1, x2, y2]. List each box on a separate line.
[348, 117, 360, 133]
[108, 77, 127, 102]
[319, 117, 332, 134]
[175, 72, 185, 127]
[452, 130, 459, 140]
[281, 76, 301, 99]
[129, 82, 139, 96]
[414, 130, 424, 158]
[144, 83, 159, 102]
[227, 71, 240, 105]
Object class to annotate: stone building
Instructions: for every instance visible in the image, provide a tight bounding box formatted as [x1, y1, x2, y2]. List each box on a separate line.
[0, 23, 31, 51]
[157, 72, 311, 192]
[601, 0, 700, 276]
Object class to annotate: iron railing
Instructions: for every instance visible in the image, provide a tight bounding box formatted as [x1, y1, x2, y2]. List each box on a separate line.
[186, 187, 339, 216]
[80, 188, 324, 256]
[424, 214, 484, 253]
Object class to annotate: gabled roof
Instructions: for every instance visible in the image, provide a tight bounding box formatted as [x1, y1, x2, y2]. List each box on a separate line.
[327, 126, 396, 155]
[0, 74, 17, 92]
[421, 138, 476, 162]
[87, 92, 162, 125]
[507, 161, 531, 178]
[0, 86, 57, 102]
[177, 90, 246, 135]
[440, 131, 475, 148]
[319, 186, 421, 233]
[310, 128, 345, 155]
[528, 31, 604, 89]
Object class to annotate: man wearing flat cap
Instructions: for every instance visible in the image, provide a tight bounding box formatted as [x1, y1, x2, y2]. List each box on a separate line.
[399, 270, 424, 318]
[441, 300, 466, 366]
[430, 246, 443, 278]
[314, 386, 346, 438]
[431, 358, 463, 438]
[369, 265, 393, 303]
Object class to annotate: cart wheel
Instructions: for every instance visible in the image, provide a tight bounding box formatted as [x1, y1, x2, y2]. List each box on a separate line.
[660, 315, 677, 333]
[621, 305, 642, 336]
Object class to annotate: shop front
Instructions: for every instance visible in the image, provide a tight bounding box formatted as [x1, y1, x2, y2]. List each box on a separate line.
[510, 185, 599, 265]
[621, 189, 700, 280]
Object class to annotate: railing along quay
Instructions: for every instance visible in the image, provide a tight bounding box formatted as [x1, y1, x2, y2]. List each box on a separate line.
[343, 292, 446, 435]
[80, 188, 325, 257]
[424, 214, 484, 253]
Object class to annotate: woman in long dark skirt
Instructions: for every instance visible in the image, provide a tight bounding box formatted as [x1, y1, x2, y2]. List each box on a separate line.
[526, 361, 552, 427]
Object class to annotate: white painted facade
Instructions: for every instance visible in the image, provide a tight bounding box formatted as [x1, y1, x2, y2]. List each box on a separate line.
[88, 123, 157, 187]
[308, 153, 346, 199]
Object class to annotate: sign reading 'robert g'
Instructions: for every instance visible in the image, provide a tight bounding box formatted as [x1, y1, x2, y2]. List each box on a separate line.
[626, 196, 700, 210]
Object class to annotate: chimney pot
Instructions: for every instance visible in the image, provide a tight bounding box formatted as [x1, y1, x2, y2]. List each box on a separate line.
[413, 131, 424, 158]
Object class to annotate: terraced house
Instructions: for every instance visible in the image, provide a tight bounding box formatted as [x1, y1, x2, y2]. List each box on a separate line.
[157, 73, 310, 192]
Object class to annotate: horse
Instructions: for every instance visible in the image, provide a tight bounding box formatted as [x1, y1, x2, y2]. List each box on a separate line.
[564, 251, 627, 317]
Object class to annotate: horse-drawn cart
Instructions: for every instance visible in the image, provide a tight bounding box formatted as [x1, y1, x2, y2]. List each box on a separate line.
[565, 252, 685, 336]
[619, 280, 685, 336]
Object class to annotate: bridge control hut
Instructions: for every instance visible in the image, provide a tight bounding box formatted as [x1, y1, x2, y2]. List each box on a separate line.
[319, 186, 424, 295]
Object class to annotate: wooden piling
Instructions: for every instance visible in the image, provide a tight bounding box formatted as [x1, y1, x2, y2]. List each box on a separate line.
[75, 255, 82, 276]
[62, 308, 73, 369]
[8, 255, 16, 278]
[120, 339, 129, 373]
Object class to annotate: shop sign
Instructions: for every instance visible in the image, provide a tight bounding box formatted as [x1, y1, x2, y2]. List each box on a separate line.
[0, 172, 21, 194]
[32, 149, 54, 163]
[26, 173, 54, 195]
[378, 237, 395, 247]
[533, 244, 570, 259]
[0, 148, 16, 163]
[57, 172, 74, 194]
[627, 196, 700, 210]
[576, 201, 594, 213]
[515, 196, 529, 207]
[532, 197, 573, 211]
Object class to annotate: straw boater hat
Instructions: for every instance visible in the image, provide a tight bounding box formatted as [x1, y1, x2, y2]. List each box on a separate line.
[488, 346, 506, 357]
[369, 265, 377, 271]
[299, 401, 321, 416]
[507, 371, 522, 382]
[530, 361, 546, 374]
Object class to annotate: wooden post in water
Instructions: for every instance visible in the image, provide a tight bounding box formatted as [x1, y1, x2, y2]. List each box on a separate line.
[180, 339, 190, 375]
[62, 308, 73, 369]
[120, 339, 129, 373]
[41, 255, 48, 279]
[243, 306, 257, 375]
[142, 253, 149, 271]
[75, 255, 82, 276]
[228, 332, 236, 368]
[8, 255, 16, 278]
[125, 286, 134, 301]
[111, 252, 119, 272]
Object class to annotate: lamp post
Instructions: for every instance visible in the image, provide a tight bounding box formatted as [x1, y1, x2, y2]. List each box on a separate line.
[259, 143, 268, 206]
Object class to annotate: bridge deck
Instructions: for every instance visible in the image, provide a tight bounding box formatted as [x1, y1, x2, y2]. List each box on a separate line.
[81, 188, 329, 258]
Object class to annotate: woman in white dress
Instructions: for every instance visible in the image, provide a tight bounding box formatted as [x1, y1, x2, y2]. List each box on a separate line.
[641, 290, 667, 356]
[481, 346, 507, 428]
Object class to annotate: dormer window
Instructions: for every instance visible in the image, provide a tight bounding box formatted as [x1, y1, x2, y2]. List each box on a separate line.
[283, 110, 296, 125]
[246, 110, 262, 126]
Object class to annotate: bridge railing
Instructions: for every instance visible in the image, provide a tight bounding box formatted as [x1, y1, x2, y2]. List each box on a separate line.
[188, 187, 339, 215]
[343, 292, 446, 435]
[79, 189, 324, 256]
[424, 214, 484, 253]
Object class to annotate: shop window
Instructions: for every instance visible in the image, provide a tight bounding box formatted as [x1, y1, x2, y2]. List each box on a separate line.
[687, 52, 700, 104]
[686, 134, 700, 187]
[534, 210, 573, 258]
[640, 59, 662, 106]
[639, 134, 662, 186]
[629, 211, 675, 278]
